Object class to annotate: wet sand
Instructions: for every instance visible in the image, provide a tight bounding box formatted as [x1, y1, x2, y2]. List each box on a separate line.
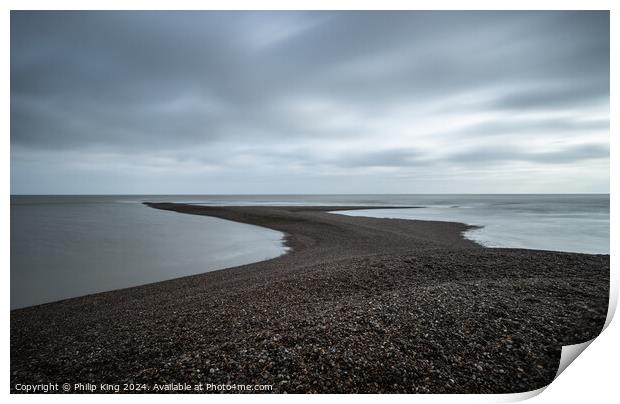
[10, 203, 609, 393]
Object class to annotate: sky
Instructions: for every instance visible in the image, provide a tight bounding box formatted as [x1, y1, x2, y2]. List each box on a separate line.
[10, 11, 609, 194]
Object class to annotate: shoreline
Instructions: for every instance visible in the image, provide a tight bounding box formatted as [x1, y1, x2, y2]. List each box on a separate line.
[10, 204, 426, 311]
[11, 203, 609, 393]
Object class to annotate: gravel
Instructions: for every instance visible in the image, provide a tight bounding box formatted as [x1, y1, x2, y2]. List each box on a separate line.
[10, 203, 609, 393]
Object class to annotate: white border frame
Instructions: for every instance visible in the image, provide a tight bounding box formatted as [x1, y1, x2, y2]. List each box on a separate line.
[3, 2, 616, 403]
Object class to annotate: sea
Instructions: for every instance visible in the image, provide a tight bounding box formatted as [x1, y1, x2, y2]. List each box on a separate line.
[10, 194, 609, 309]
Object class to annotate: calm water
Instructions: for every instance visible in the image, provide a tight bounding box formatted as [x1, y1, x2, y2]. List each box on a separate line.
[11, 194, 609, 309]
[10, 196, 287, 309]
[333, 194, 609, 255]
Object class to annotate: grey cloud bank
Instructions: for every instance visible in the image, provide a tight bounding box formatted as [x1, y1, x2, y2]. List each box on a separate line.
[11, 11, 609, 194]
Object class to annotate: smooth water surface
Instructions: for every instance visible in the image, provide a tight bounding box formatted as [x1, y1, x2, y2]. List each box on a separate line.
[11, 196, 286, 309]
[333, 195, 609, 255]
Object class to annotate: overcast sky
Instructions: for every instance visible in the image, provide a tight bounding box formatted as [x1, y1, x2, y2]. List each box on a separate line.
[11, 11, 609, 194]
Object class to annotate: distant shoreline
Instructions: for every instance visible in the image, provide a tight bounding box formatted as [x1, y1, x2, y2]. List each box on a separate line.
[11, 203, 609, 393]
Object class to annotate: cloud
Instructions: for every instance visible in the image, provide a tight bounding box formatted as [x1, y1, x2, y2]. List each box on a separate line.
[10, 11, 609, 194]
[445, 143, 609, 165]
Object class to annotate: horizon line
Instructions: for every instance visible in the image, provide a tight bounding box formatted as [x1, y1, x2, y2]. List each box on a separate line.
[9, 192, 611, 196]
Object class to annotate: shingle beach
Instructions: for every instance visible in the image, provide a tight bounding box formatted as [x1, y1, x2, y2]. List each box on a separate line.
[10, 204, 609, 393]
